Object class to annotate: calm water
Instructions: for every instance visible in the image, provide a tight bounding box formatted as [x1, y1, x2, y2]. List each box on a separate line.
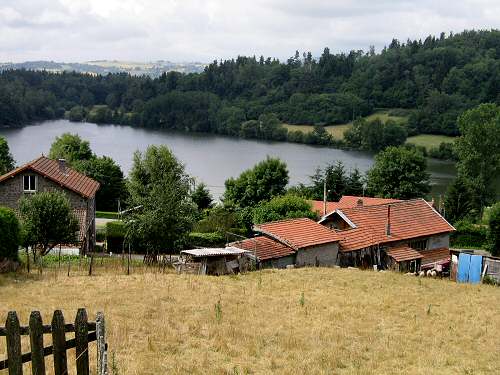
[0, 120, 456, 199]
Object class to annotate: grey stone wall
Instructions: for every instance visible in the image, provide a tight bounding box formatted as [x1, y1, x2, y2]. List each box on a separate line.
[295, 242, 339, 267]
[0, 172, 87, 210]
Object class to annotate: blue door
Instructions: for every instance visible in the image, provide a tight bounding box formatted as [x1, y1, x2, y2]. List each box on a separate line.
[469, 255, 483, 284]
[457, 253, 471, 283]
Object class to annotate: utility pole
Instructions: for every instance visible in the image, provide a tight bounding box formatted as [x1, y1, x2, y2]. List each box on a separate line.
[323, 180, 327, 217]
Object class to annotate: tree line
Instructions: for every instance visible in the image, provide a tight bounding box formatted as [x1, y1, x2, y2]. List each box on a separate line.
[0, 30, 499, 146]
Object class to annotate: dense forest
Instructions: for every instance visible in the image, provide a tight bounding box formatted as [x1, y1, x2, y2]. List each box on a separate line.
[0, 30, 499, 145]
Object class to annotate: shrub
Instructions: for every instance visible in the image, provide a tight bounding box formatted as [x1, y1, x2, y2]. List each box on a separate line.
[0, 207, 20, 262]
[450, 220, 488, 249]
[487, 202, 500, 256]
[188, 232, 226, 248]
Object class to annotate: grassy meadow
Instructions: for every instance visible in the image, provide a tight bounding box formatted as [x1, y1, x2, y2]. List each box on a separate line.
[406, 134, 456, 150]
[1, 267, 499, 374]
[282, 109, 408, 140]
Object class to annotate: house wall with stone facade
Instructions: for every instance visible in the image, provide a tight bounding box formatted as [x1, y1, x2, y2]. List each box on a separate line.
[0, 170, 96, 253]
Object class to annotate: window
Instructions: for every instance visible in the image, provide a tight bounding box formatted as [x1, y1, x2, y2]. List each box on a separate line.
[23, 175, 37, 192]
[409, 239, 428, 250]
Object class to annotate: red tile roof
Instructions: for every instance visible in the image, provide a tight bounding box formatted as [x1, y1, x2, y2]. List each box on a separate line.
[386, 245, 424, 262]
[254, 218, 340, 250]
[310, 196, 402, 216]
[230, 236, 295, 261]
[419, 248, 451, 269]
[331, 199, 454, 252]
[0, 156, 100, 198]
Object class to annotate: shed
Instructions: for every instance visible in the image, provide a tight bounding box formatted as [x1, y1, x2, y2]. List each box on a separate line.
[385, 246, 423, 272]
[176, 247, 250, 275]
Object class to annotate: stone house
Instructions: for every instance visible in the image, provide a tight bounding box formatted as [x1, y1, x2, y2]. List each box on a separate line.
[231, 218, 340, 268]
[0, 156, 100, 254]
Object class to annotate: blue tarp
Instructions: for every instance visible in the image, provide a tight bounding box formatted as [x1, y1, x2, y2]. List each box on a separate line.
[457, 253, 483, 284]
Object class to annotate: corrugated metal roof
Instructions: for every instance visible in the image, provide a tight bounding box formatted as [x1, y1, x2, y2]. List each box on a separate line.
[230, 236, 295, 261]
[386, 246, 424, 262]
[254, 218, 340, 250]
[181, 247, 249, 257]
[0, 156, 100, 198]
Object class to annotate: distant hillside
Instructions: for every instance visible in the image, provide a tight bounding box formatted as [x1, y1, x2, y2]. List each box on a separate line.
[0, 60, 206, 77]
[0, 30, 498, 147]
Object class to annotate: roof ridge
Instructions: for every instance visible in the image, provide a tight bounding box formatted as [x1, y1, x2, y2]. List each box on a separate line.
[255, 217, 314, 226]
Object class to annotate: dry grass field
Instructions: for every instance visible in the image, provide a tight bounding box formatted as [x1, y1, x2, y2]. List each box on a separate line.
[1, 266, 500, 374]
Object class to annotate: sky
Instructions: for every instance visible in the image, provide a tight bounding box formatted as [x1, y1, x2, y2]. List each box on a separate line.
[0, 0, 499, 63]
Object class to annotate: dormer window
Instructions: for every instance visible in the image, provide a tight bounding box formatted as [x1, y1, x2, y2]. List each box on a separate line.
[23, 175, 37, 192]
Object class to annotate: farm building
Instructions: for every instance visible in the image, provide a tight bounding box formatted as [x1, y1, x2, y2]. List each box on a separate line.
[233, 198, 454, 273]
[0, 156, 100, 254]
[318, 198, 455, 271]
[231, 218, 340, 268]
[175, 247, 250, 275]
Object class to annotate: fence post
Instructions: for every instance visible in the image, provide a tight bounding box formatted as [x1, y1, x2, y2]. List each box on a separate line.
[96, 312, 107, 375]
[6, 311, 23, 375]
[75, 308, 89, 375]
[29, 311, 46, 375]
[51, 310, 68, 375]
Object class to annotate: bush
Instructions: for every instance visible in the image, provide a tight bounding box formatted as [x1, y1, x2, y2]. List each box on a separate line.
[428, 142, 456, 160]
[106, 221, 126, 252]
[188, 232, 226, 248]
[450, 220, 488, 249]
[0, 207, 20, 262]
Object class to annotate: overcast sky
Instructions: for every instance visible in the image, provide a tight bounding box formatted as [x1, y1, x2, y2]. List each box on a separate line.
[1, 0, 499, 63]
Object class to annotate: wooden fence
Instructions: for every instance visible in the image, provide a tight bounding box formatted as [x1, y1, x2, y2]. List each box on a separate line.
[0, 309, 107, 375]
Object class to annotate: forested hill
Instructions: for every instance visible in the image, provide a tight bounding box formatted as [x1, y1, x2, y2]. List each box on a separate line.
[0, 30, 499, 139]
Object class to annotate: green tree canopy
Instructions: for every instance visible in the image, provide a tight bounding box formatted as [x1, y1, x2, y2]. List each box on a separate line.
[444, 177, 476, 224]
[308, 161, 365, 201]
[49, 133, 93, 164]
[75, 156, 128, 212]
[0, 206, 21, 262]
[126, 145, 196, 252]
[224, 157, 289, 208]
[367, 146, 430, 199]
[191, 182, 213, 211]
[455, 103, 500, 211]
[19, 191, 79, 256]
[0, 136, 15, 175]
[252, 195, 317, 224]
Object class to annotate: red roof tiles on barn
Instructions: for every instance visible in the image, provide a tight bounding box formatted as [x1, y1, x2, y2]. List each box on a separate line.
[230, 236, 295, 261]
[254, 218, 340, 250]
[0, 156, 100, 198]
[328, 199, 454, 252]
[386, 245, 424, 262]
[310, 196, 402, 216]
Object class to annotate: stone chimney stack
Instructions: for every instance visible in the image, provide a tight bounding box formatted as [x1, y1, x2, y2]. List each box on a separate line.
[357, 198, 363, 207]
[58, 159, 67, 175]
[386, 205, 391, 236]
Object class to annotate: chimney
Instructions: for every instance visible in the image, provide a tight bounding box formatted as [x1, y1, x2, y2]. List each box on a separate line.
[357, 198, 363, 207]
[385, 205, 391, 236]
[58, 159, 67, 175]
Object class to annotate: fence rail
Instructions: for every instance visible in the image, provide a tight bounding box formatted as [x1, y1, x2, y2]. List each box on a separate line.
[1, 309, 107, 375]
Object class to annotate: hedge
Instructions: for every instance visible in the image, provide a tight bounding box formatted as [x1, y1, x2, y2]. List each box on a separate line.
[450, 220, 488, 249]
[106, 221, 126, 252]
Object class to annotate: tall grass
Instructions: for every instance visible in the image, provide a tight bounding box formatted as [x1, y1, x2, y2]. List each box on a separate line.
[1, 268, 499, 374]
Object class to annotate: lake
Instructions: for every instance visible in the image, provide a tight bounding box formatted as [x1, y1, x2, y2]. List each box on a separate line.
[0, 120, 456, 200]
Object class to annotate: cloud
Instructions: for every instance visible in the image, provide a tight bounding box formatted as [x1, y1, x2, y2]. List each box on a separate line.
[0, 0, 498, 62]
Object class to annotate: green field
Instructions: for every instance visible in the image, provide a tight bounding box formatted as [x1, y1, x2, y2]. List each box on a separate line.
[283, 109, 408, 140]
[406, 134, 456, 150]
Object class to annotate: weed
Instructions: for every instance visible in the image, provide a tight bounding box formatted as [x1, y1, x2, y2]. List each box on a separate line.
[300, 291, 305, 307]
[215, 298, 223, 323]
